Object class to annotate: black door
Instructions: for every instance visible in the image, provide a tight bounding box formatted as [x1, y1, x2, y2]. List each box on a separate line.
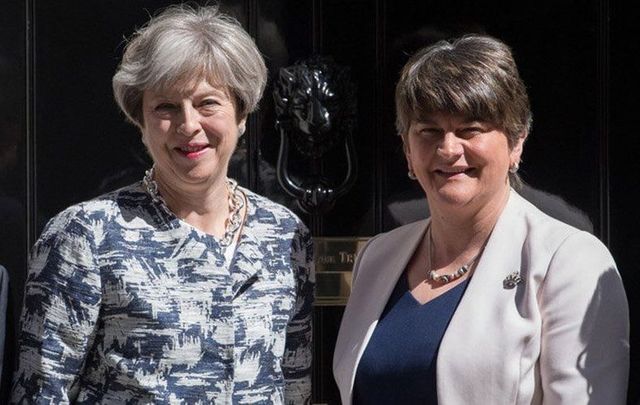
[1, 1, 638, 403]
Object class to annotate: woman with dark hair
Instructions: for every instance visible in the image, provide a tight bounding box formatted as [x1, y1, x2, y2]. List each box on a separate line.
[12, 5, 313, 403]
[334, 34, 628, 404]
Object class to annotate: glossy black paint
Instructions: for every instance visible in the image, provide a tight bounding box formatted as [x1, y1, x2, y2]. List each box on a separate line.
[0, 0, 637, 403]
[611, 2, 640, 403]
[0, 0, 27, 398]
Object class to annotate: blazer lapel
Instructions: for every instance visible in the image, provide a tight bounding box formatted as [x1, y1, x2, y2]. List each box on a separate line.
[334, 219, 429, 402]
[437, 190, 529, 404]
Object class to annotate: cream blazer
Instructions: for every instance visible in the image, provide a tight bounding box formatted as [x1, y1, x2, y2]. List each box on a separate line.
[333, 190, 629, 404]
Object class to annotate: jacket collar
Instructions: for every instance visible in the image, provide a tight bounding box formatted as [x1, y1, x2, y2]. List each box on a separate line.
[436, 189, 528, 403]
[335, 219, 429, 402]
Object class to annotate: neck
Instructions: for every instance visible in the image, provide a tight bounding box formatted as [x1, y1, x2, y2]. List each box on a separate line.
[154, 169, 230, 236]
[428, 186, 510, 264]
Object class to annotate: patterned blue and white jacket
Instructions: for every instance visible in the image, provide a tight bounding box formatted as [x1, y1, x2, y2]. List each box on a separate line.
[12, 182, 314, 404]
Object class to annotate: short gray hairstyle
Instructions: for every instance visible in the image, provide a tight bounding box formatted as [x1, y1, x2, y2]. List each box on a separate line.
[113, 4, 267, 127]
[395, 34, 532, 148]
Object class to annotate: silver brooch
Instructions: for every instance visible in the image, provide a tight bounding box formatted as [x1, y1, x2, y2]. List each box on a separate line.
[503, 271, 522, 289]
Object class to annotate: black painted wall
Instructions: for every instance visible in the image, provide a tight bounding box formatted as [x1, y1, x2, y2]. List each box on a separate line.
[0, 1, 637, 403]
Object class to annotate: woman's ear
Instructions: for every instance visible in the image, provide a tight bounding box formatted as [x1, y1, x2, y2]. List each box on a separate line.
[509, 133, 527, 166]
[238, 117, 247, 136]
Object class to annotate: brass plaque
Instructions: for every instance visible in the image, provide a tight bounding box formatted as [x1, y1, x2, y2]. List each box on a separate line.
[313, 237, 369, 306]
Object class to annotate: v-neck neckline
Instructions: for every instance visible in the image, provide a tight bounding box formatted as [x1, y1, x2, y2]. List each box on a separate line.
[403, 273, 470, 307]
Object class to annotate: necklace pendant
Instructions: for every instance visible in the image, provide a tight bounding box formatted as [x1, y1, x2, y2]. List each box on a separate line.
[427, 261, 471, 285]
[425, 224, 480, 286]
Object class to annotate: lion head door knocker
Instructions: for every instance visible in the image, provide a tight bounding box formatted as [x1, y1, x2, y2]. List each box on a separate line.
[273, 56, 358, 214]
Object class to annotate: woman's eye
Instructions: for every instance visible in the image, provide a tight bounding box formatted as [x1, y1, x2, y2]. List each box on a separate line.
[155, 103, 177, 112]
[418, 128, 441, 138]
[196, 100, 220, 116]
[198, 99, 222, 113]
[200, 99, 219, 107]
[460, 127, 483, 137]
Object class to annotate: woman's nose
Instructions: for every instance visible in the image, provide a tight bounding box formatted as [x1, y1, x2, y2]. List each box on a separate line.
[437, 132, 464, 158]
[177, 105, 202, 137]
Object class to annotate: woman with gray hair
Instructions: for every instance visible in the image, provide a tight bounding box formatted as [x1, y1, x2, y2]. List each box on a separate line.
[13, 5, 313, 404]
[334, 35, 628, 404]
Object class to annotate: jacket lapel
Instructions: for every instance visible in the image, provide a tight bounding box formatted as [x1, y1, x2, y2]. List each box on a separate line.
[437, 190, 529, 404]
[335, 219, 429, 402]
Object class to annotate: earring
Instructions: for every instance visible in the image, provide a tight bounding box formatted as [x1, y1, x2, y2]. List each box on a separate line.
[408, 170, 417, 180]
[238, 124, 246, 136]
[509, 163, 519, 174]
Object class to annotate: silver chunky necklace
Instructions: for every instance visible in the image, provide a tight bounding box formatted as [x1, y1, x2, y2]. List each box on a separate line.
[143, 167, 245, 246]
[426, 225, 480, 284]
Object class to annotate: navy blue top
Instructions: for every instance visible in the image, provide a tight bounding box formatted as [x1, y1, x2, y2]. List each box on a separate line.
[353, 273, 469, 405]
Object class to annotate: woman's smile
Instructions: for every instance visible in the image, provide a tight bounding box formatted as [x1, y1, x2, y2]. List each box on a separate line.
[433, 166, 477, 179]
[175, 142, 211, 160]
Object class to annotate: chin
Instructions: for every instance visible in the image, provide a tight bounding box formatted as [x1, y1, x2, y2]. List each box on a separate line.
[181, 161, 223, 176]
[435, 194, 473, 208]
[171, 167, 214, 184]
[428, 184, 474, 205]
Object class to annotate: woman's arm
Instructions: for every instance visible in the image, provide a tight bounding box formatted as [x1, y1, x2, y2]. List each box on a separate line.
[539, 231, 629, 404]
[283, 223, 315, 405]
[12, 211, 101, 403]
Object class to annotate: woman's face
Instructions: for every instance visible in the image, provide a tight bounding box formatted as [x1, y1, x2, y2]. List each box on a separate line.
[141, 79, 244, 191]
[405, 112, 523, 214]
